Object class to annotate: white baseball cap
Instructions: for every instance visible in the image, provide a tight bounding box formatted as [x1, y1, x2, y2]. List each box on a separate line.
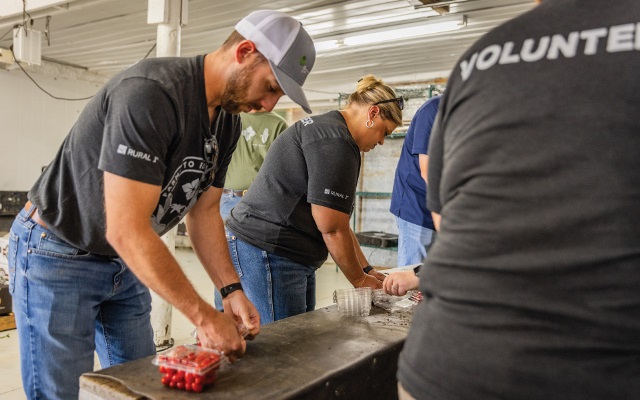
[235, 10, 316, 114]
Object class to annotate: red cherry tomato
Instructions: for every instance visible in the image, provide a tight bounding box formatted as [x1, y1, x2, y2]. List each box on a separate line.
[191, 382, 203, 393]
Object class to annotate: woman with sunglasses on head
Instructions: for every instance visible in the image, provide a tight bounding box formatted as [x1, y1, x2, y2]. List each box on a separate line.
[224, 75, 403, 323]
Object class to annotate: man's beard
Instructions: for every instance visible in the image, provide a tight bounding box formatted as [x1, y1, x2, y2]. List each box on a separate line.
[220, 61, 262, 114]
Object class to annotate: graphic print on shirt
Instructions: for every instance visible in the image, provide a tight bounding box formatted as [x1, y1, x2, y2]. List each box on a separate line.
[242, 126, 256, 142]
[261, 128, 269, 144]
[151, 136, 219, 234]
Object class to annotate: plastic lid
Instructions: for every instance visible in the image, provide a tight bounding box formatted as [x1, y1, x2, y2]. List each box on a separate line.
[153, 344, 222, 375]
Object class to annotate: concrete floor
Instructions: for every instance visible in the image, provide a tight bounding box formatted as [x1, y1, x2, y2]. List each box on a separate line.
[0, 248, 351, 400]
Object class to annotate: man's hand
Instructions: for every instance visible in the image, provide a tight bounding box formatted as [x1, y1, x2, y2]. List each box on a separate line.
[195, 303, 246, 362]
[222, 290, 260, 339]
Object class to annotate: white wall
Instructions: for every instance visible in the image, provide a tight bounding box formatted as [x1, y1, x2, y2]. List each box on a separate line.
[0, 65, 102, 190]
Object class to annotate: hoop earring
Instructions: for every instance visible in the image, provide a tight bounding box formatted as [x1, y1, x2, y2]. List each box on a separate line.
[366, 119, 374, 128]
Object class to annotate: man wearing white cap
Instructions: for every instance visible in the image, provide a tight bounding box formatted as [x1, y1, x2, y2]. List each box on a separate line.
[8, 10, 315, 400]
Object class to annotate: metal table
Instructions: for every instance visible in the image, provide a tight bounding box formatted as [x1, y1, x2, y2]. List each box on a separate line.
[80, 305, 413, 400]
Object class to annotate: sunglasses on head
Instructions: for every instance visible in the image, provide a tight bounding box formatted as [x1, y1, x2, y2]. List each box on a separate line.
[373, 97, 404, 110]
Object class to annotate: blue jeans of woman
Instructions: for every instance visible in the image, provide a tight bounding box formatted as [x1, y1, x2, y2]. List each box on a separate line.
[226, 233, 316, 324]
[213, 192, 243, 310]
[396, 216, 435, 267]
[219, 191, 242, 221]
[7, 207, 155, 400]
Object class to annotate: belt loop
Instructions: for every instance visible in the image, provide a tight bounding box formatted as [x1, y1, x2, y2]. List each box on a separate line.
[25, 200, 37, 218]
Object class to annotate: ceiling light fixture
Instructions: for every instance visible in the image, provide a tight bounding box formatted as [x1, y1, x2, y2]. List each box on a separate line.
[13, 26, 42, 65]
[314, 14, 466, 52]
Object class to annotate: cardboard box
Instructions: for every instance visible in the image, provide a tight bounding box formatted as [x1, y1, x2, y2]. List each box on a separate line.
[0, 284, 11, 315]
[0, 236, 8, 267]
[0, 236, 9, 288]
[0, 313, 15, 331]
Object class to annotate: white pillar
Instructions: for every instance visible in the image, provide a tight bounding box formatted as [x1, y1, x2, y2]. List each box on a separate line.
[155, 0, 182, 57]
[151, 228, 176, 347]
[147, 0, 187, 348]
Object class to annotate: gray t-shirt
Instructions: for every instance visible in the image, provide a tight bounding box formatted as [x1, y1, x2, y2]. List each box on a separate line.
[400, 1, 640, 398]
[226, 111, 360, 268]
[30, 55, 241, 256]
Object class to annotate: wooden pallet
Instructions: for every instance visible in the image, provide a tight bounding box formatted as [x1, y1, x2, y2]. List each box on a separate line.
[0, 313, 16, 331]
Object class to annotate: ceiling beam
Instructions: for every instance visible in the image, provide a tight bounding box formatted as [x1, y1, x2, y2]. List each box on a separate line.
[0, 0, 81, 19]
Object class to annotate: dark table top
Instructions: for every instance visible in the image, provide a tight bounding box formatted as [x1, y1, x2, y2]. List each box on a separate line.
[80, 305, 413, 400]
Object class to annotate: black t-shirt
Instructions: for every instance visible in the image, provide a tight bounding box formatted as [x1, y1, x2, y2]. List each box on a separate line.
[226, 111, 361, 268]
[400, 1, 640, 399]
[29, 56, 241, 256]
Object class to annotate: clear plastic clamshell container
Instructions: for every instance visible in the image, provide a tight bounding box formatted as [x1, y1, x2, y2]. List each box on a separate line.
[333, 287, 372, 316]
[153, 344, 222, 393]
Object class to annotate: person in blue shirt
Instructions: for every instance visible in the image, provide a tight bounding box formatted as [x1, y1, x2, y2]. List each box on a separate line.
[389, 95, 440, 267]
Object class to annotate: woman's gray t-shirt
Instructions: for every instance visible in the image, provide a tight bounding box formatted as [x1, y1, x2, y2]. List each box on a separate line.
[226, 111, 361, 268]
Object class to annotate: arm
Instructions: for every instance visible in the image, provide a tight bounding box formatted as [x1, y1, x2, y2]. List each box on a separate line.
[419, 154, 429, 184]
[185, 187, 260, 338]
[431, 211, 441, 231]
[311, 204, 382, 289]
[103, 172, 246, 360]
[348, 229, 387, 282]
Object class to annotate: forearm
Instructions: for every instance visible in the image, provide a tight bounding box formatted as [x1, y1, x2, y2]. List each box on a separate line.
[349, 228, 369, 268]
[431, 211, 441, 231]
[419, 154, 429, 183]
[323, 228, 367, 286]
[186, 211, 240, 290]
[109, 226, 212, 327]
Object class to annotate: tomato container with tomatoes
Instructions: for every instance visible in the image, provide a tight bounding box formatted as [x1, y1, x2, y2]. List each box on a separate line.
[152, 344, 222, 393]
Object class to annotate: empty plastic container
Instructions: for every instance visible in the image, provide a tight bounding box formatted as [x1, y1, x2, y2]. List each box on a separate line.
[333, 287, 372, 316]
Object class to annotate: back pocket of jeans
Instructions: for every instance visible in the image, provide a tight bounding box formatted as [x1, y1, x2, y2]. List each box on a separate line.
[7, 231, 18, 293]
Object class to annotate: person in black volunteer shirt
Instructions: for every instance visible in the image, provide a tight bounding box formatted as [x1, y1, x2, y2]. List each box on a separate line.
[398, 1, 640, 399]
[7, 10, 316, 400]
[225, 75, 403, 323]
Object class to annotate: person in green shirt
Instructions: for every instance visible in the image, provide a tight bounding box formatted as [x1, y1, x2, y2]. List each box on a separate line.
[220, 108, 288, 220]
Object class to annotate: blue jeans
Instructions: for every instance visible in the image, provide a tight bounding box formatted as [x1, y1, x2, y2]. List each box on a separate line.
[214, 192, 243, 310]
[396, 216, 435, 267]
[219, 191, 242, 221]
[226, 233, 316, 324]
[7, 207, 155, 400]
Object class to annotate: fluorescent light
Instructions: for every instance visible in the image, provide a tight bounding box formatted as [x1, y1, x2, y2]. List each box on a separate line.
[314, 39, 343, 52]
[315, 15, 466, 52]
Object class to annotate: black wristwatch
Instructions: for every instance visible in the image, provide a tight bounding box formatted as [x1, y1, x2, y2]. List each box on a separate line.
[220, 282, 243, 299]
[363, 265, 374, 274]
